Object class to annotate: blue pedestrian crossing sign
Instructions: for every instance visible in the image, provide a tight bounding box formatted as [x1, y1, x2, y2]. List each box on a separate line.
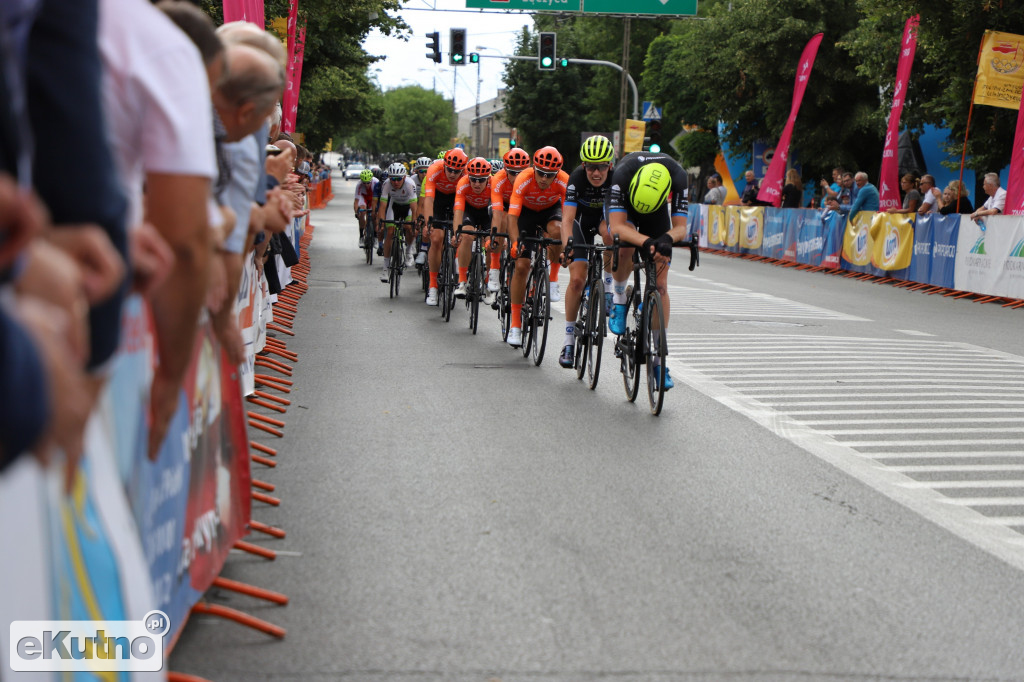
[641, 101, 662, 122]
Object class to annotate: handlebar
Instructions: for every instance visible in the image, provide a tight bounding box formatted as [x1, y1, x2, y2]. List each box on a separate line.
[675, 235, 700, 271]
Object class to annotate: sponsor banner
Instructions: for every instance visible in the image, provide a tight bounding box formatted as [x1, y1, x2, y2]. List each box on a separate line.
[974, 30, 1024, 110]
[819, 209, 846, 268]
[791, 209, 827, 265]
[841, 211, 875, 271]
[909, 212, 934, 283]
[778, 208, 802, 262]
[954, 215, 1024, 297]
[724, 207, 741, 248]
[706, 205, 727, 247]
[737, 206, 764, 252]
[879, 15, 920, 210]
[761, 209, 787, 260]
[870, 212, 915, 273]
[928, 214, 960, 287]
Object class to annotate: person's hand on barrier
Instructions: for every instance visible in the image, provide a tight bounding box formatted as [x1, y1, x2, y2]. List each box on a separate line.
[148, 370, 180, 461]
[212, 313, 245, 367]
[15, 296, 91, 492]
[262, 189, 291, 234]
[129, 222, 174, 296]
[206, 249, 228, 313]
[47, 226, 125, 305]
[0, 174, 48, 269]
[266, 148, 296, 183]
[216, 204, 236, 248]
[16, 240, 90, 366]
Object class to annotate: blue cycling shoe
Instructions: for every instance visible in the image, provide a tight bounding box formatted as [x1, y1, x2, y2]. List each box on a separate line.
[608, 303, 627, 335]
[653, 366, 674, 391]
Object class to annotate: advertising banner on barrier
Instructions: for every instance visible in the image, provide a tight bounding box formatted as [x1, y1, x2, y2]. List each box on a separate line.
[694, 204, 709, 247]
[724, 206, 741, 248]
[761, 209, 787, 260]
[791, 209, 827, 265]
[707, 205, 727, 247]
[736, 206, 764, 253]
[842, 211, 875, 271]
[819, 209, 846, 268]
[928, 214, 960, 287]
[870, 212, 915, 273]
[954, 215, 1024, 297]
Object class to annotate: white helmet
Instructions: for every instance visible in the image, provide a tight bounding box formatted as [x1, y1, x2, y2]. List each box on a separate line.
[387, 162, 407, 179]
[414, 156, 432, 172]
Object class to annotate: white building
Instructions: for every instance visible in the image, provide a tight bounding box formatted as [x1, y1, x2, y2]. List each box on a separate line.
[457, 89, 512, 159]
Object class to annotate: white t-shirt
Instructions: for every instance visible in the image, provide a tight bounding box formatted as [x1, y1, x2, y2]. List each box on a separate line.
[98, 0, 217, 230]
[983, 186, 1007, 214]
[920, 188, 937, 213]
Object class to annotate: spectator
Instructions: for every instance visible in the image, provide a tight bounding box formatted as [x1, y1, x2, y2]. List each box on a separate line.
[702, 174, 725, 205]
[841, 171, 880, 220]
[836, 172, 854, 206]
[887, 173, 921, 214]
[917, 174, 940, 215]
[937, 180, 974, 215]
[819, 167, 843, 200]
[781, 169, 803, 208]
[970, 172, 1006, 223]
[740, 170, 759, 205]
[99, 0, 217, 458]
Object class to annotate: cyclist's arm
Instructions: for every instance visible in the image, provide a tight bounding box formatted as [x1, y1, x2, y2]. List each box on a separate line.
[560, 203, 577, 248]
[666, 214, 690, 243]
[607, 210, 645, 248]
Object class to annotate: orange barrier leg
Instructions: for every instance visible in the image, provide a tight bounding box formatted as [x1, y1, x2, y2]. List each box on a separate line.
[252, 490, 281, 506]
[255, 373, 294, 386]
[234, 540, 276, 560]
[252, 442, 277, 456]
[248, 420, 284, 438]
[255, 360, 293, 377]
[254, 376, 292, 394]
[168, 673, 215, 682]
[248, 411, 286, 428]
[267, 323, 295, 337]
[265, 347, 299, 363]
[251, 454, 277, 468]
[249, 520, 286, 539]
[212, 576, 289, 605]
[190, 602, 285, 639]
[255, 390, 291, 406]
[252, 479, 276, 492]
[247, 397, 287, 413]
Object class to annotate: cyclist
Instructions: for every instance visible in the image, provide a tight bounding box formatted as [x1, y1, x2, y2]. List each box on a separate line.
[489, 159, 503, 176]
[411, 156, 434, 265]
[372, 167, 388, 255]
[452, 157, 494, 300]
[505, 146, 568, 347]
[605, 150, 690, 390]
[489, 147, 531, 295]
[557, 135, 616, 369]
[354, 169, 375, 247]
[421, 148, 468, 306]
[377, 162, 420, 281]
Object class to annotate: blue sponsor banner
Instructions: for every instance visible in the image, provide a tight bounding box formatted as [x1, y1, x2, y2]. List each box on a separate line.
[792, 209, 826, 265]
[820, 209, 847, 268]
[909, 213, 934, 283]
[929, 214, 959, 287]
[779, 208, 801, 262]
[761, 208, 787, 259]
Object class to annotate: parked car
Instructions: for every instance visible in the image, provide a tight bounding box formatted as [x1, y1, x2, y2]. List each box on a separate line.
[344, 162, 366, 181]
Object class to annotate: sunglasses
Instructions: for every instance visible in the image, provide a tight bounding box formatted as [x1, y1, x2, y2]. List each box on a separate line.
[534, 169, 557, 179]
[416, 169, 427, 174]
[444, 166, 462, 174]
[584, 163, 610, 173]
[469, 176, 489, 183]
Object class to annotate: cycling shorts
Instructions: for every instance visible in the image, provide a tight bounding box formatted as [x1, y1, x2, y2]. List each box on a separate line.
[515, 205, 560, 260]
[571, 210, 605, 262]
[606, 201, 671, 239]
[460, 205, 491, 232]
[384, 201, 412, 224]
[432, 192, 456, 223]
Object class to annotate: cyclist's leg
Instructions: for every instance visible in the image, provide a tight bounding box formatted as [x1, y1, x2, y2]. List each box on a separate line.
[544, 210, 563, 301]
[599, 217, 615, 306]
[456, 216, 474, 286]
[608, 215, 638, 335]
[508, 211, 538, 343]
[381, 202, 396, 279]
[561, 218, 592, 365]
[640, 207, 674, 387]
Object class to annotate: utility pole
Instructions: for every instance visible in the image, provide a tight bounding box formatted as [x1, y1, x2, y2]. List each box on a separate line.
[618, 18, 631, 158]
[475, 57, 482, 156]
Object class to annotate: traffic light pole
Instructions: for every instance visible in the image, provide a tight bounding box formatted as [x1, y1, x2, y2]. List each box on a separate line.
[473, 54, 638, 119]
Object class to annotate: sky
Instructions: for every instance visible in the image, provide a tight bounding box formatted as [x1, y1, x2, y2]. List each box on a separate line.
[361, 0, 532, 113]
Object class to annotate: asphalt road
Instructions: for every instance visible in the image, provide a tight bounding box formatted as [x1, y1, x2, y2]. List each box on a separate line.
[170, 172, 1024, 682]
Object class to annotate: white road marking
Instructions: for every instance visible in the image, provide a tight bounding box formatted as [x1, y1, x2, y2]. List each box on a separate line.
[895, 329, 936, 336]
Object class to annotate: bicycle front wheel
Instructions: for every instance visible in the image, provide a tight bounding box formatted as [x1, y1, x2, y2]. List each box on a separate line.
[468, 252, 481, 335]
[440, 246, 454, 322]
[531, 265, 550, 367]
[521, 268, 535, 358]
[574, 287, 589, 381]
[586, 282, 604, 390]
[644, 291, 667, 416]
[498, 253, 513, 341]
[620, 284, 641, 402]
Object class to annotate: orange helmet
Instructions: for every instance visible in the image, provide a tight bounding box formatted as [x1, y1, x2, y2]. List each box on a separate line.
[532, 146, 563, 173]
[443, 148, 468, 171]
[503, 147, 531, 171]
[466, 157, 491, 178]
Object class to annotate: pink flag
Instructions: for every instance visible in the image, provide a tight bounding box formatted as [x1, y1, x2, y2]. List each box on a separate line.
[222, 0, 265, 27]
[286, 24, 307, 132]
[878, 15, 920, 210]
[1006, 85, 1024, 215]
[757, 33, 824, 207]
[281, 0, 299, 133]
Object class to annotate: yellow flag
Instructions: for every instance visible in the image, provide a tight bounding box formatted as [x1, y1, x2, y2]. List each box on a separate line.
[498, 138, 510, 157]
[622, 119, 646, 153]
[974, 30, 1024, 110]
[842, 212, 873, 266]
[870, 213, 915, 270]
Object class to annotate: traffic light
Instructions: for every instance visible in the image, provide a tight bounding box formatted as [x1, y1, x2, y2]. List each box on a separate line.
[450, 28, 466, 66]
[558, 57, 569, 68]
[425, 31, 440, 63]
[509, 127, 518, 148]
[538, 32, 556, 70]
[469, 52, 480, 64]
[646, 119, 662, 153]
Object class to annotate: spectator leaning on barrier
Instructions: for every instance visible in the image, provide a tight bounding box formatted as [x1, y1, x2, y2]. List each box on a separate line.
[887, 173, 921, 215]
[917, 174, 940, 215]
[703, 174, 726, 205]
[970, 173, 1006, 223]
[841, 171, 880, 220]
[781, 169, 803, 208]
[836, 172, 854, 206]
[740, 170, 759, 205]
[937, 180, 973, 215]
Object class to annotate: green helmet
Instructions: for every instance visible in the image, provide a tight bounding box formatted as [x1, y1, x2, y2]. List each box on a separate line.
[437, 150, 447, 159]
[628, 163, 671, 213]
[359, 169, 373, 182]
[580, 135, 614, 164]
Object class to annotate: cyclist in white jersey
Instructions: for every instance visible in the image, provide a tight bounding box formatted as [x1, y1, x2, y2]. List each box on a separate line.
[378, 162, 421, 281]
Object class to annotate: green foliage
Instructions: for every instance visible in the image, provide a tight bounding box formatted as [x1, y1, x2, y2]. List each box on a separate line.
[345, 86, 453, 157]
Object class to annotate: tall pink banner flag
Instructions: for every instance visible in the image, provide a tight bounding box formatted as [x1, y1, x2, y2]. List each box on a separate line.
[1006, 85, 1024, 215]
[757, 33, 824, 207]
[878, 15, 920, 210]
[222, 0, 265, 27]
[281, 0, 299, 133]
[286, 24, 307, 132]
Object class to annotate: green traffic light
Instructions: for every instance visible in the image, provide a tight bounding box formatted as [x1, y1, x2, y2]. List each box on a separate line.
[649, 143, 661, 153]
[453, 54, 463, 63]
[541, 57, 552, 67]
[559, 58, 568, 67]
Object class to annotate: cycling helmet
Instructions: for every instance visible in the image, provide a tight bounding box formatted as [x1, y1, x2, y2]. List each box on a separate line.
[443, 148, 468, 171]
[532, 146, 563, 173]
[503, 147, 531, 171]
[490, 159, 504, 175]
[387, 162, 407, 179]
[359, 169, 374, 182]
[466, 157, 492, 178]
[437, 150, 447, 159]
[373, 167, 387, 181]
[414, 156, 432, 172]
[580, 135, 614, 164]
[628, 162, 671, 213]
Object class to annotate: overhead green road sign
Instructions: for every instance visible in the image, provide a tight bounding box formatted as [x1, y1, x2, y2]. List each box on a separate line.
[581, 0, 696, 14]
[465, 0, 581, 10]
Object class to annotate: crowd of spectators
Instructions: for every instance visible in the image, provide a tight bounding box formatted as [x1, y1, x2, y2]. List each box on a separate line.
[0, 0, 309, 483]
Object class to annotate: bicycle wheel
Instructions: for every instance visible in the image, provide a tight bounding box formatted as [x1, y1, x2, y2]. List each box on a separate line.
[521, 268, 535, 358]
[499, 255, 513, 341]
[644, 291, 667, 416]
[388, 256, 396, 298]
[468, 252, 480, 334]
[444, 245, 458, 321]
[620, 284, 641, 402]
[586, 281, 604, 390]
[574, 286, 589, 381]
[531, 263, 549, 367]
[440, 246, 454, 322]
[364, 229, 373, 264]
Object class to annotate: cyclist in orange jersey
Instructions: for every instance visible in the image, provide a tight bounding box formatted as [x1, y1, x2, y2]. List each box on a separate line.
[452, 157, 495, 301]
[489, 147, 531, 295]
[505, 146, 568, 347]
[421, 148, 467, 306]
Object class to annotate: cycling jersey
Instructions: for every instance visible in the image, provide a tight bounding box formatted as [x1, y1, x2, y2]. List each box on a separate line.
[606, 151, 689, 218]
[490, 169, 516, 211]
[424, 159, 462, 197]
[454, 176, 492, 211]
[565, 164, 612, 215]
[507, 167, 568, 217]
[355, 180, 374, 207]
[372, 177, 384, 200]
[380, 177, 418, 205]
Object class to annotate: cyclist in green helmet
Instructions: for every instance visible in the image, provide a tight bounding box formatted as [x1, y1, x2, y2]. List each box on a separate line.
[354, 168, 376, 246]
[604, 150, 691, 390]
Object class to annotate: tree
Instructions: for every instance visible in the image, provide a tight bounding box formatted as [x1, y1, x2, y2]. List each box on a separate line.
[346, 86, 453, 158]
